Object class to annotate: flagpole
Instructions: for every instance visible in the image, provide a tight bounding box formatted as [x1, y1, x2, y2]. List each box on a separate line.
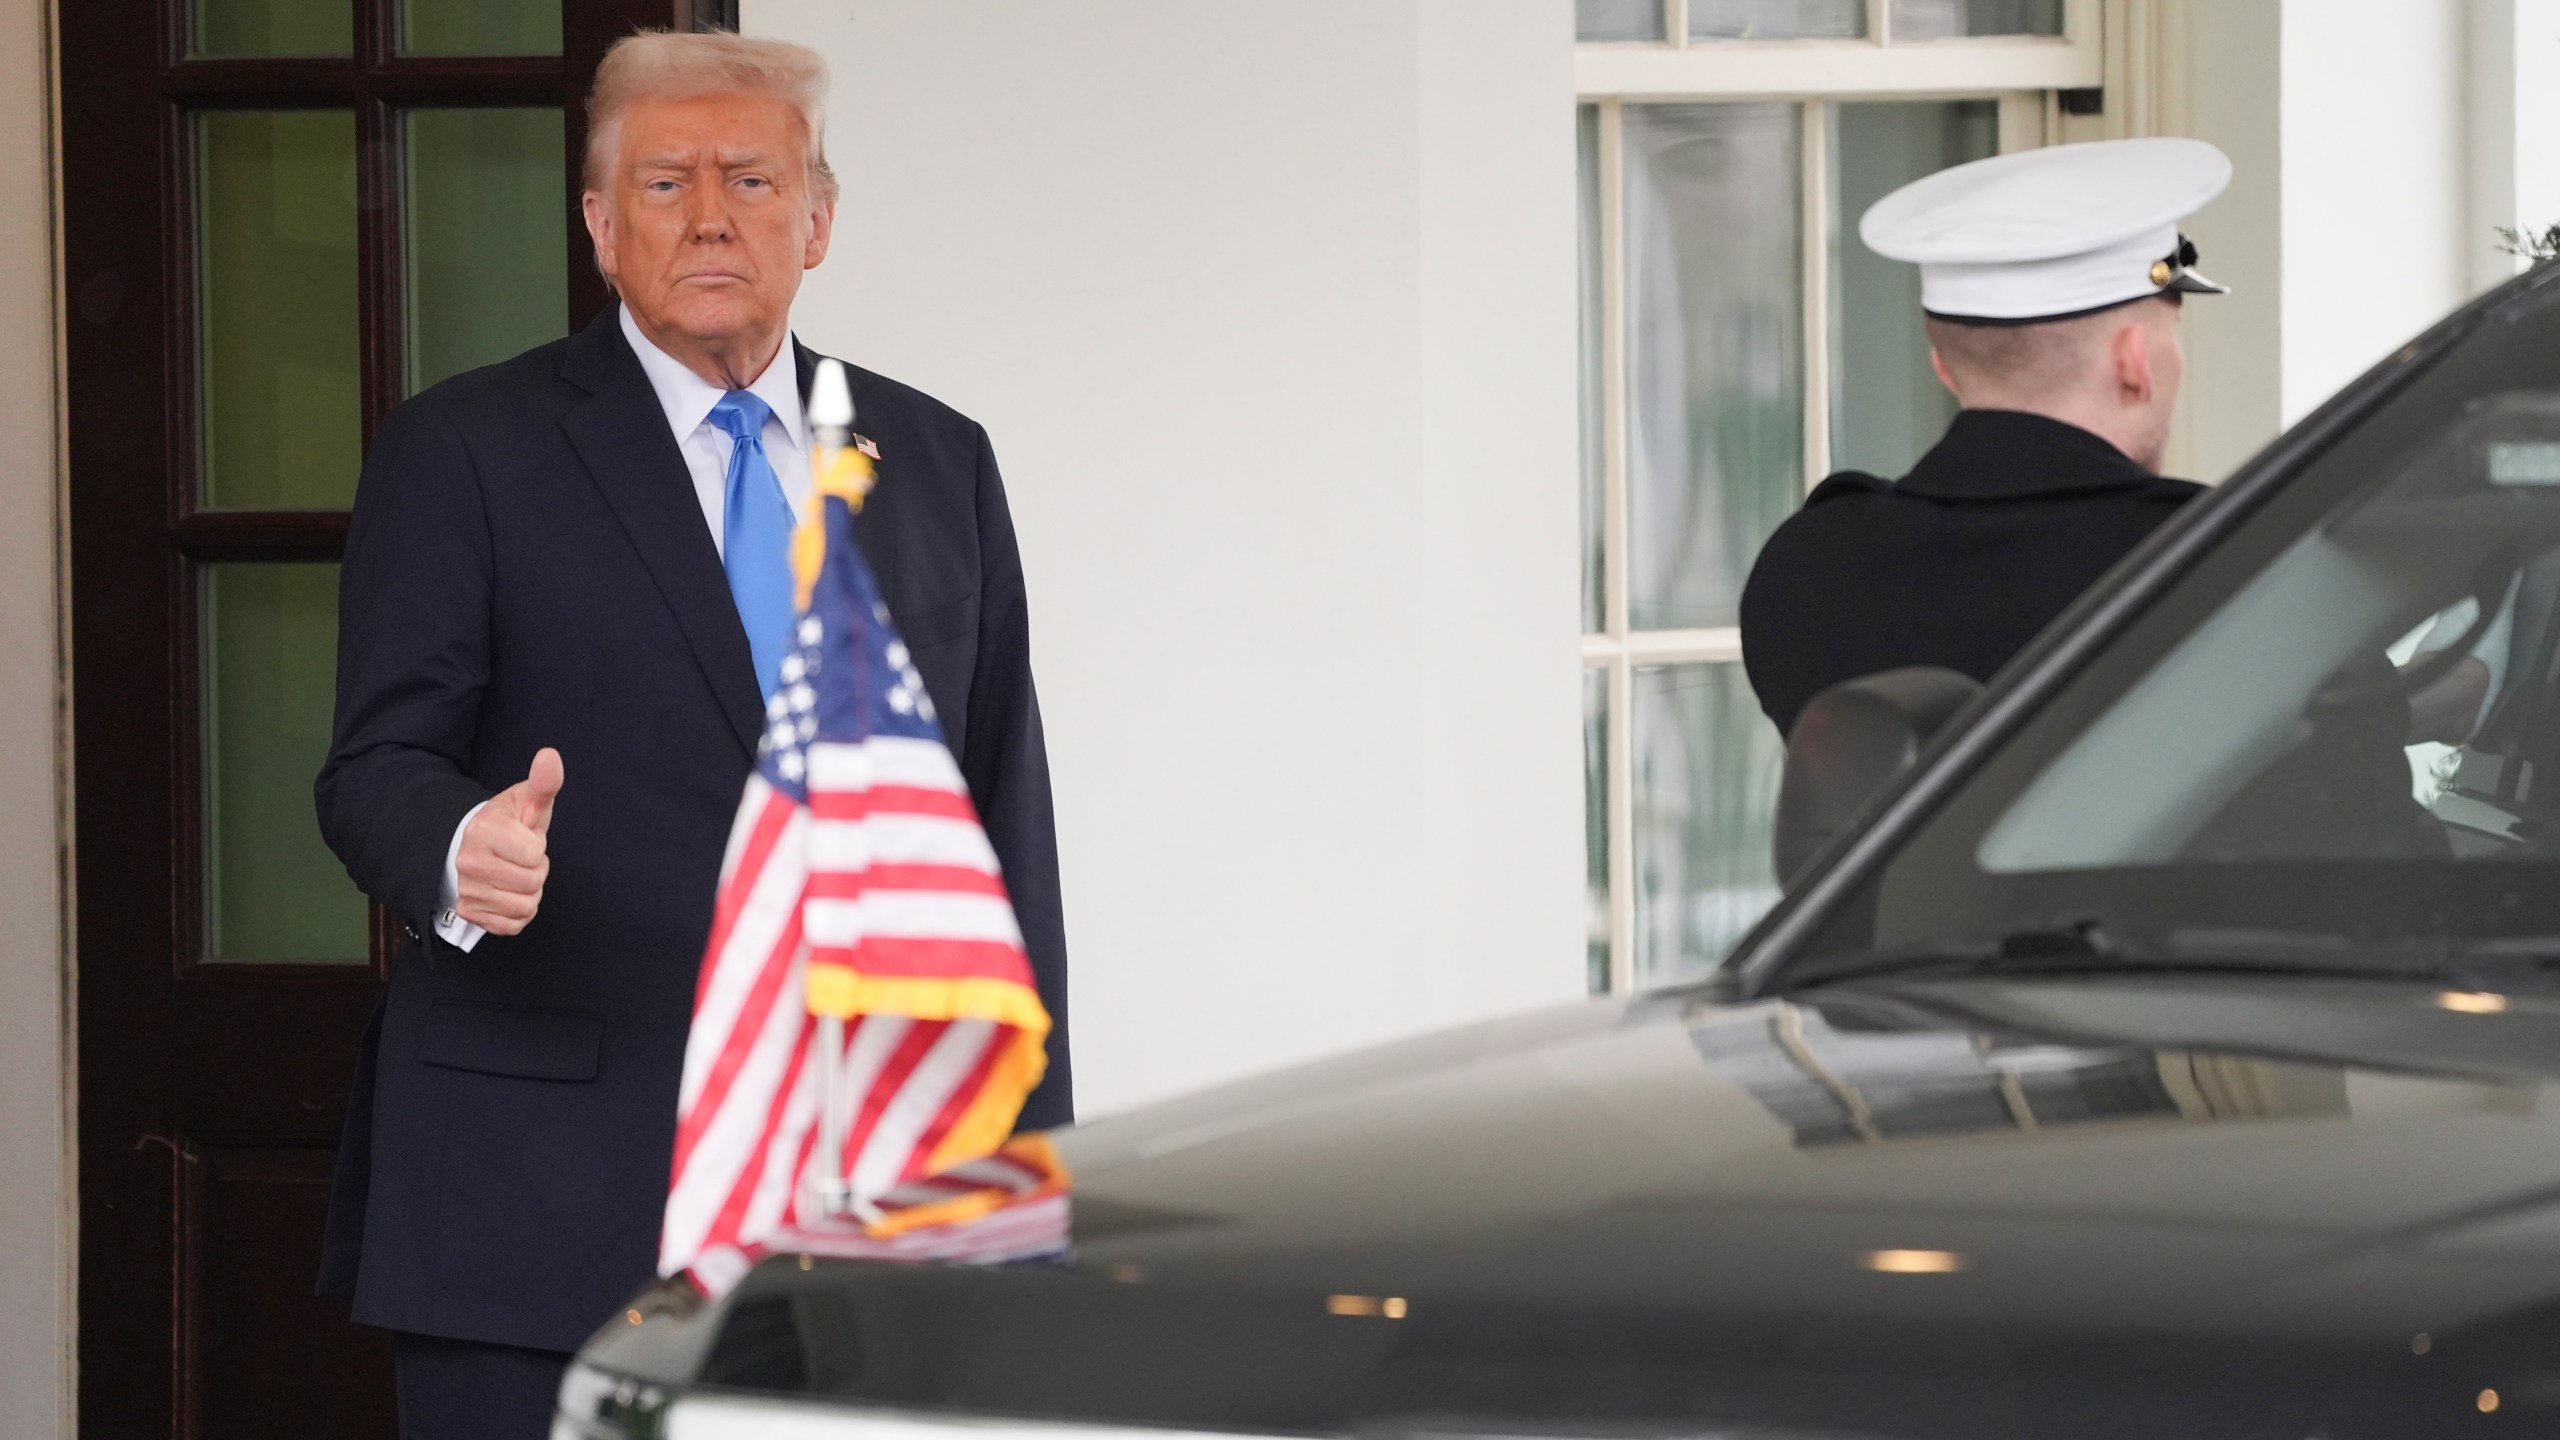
[805, 359, 859, 1223]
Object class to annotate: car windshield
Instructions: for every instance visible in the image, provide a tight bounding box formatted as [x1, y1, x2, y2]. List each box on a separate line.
[1789, 272, 2560, 970]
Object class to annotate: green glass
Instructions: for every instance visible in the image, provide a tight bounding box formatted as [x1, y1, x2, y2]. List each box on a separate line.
[1893, 0, 2064, 39]
[1577, 0, 1664, 41]
[1691, 0, 1866, 40]
[206, 564, 367, 963]
[406, 108, 570, 394]
[191, 0, 352, 57]
[198, 110, 361, 510]
[399, 0, 562, 56]
[1631, 662, 1784, 988]
[1622, 104, 1804, 632]
[1577, 104, 1606, 636]
[1585, 667, 1612, 994]
[1829, 100, 2000, 479]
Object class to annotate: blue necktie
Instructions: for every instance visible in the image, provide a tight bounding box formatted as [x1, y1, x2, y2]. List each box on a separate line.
[709, 390, 796, 699]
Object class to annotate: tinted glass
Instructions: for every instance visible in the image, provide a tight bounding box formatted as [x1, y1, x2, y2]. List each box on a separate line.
[399, 0, 562, 55]
[1692, 0, 1866, 40]
[1633, 662, 1784, 986]
[198, 110, 362, 511]
[405, 108, 570, 393]
[191, 0, 351, 57]
[1829, 100, 1999, 479]
[1622, 104, 1803, 632]
[206, 564, 367, 963]
[1894, 0, 2065, 40]
[1577, 0, 1664, 42]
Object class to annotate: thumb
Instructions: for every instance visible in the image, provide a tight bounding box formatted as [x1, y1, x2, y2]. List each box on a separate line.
[516, 747, 564, 836]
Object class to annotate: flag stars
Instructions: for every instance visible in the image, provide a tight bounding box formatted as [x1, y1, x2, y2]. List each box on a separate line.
[780, 654, 807, 685]
[799, 617, 824, 646]
[776, 750, 805, 781]
[889, 686, 915, 715]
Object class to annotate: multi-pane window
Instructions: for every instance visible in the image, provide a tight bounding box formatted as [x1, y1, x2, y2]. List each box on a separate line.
[1577, 0, 2101, 993]
[179, 0, 578, 963]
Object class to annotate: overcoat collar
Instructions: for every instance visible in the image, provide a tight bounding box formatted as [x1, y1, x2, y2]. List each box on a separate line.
[557, 307, 763, 759]
[1896, 409, 2166, 502]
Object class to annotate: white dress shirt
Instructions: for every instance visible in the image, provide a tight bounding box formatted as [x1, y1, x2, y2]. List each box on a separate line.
[434, 308, 814, 950]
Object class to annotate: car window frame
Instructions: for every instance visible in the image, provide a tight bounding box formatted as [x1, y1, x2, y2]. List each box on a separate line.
[1717, 262, 2560, 1001]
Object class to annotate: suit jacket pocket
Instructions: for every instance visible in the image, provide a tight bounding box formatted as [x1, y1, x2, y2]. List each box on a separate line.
[421, 1002, 603, 1082]
[891, 590, 978, 649]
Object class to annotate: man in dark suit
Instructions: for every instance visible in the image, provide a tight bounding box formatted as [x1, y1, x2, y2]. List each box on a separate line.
[1742, 138, 2230, 737]
[314, 31, 1070, 1439]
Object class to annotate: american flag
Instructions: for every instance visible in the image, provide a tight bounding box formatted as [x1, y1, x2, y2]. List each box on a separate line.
[660, 421, 1053, 1290]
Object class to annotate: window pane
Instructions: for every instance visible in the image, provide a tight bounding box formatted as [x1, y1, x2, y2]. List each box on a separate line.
[1578, 105, 1607, 636]
[198, 110, 361, 510]
[1632, 662, 1783, 988]
[191, 0, 351, 57]
[1691, 0, 1867, 40]
[1577, 0, 1664, 42]
[206, 564, 367, 964]
[1622, 104, 1803, 632]
[1585, 667, 1612, 994]
[1829, 100, 1999, 479]
[399, 0, 562, 56]
[406, 108, 570, 394]
[1893, 0, 2064, 40]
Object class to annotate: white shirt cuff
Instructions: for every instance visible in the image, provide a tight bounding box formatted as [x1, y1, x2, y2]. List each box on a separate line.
[435, 801, 490, 952]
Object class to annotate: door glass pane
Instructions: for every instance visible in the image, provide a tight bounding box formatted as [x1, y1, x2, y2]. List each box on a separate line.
[1577, 0, 1664, 42]
[206, 564, 367, 964]
[198, 110, 361, 510]
[1691, 0, 1867, 40]
[1829, 100, 1999, 479]
[191, 0, 351, 57]
[1632, 662, 1784, 988]
[398, 0, 562, 56]
[1578, 105, 1606, 635]
[1585, 667, 1612, 994]
[1622, 104, 1803, 632]
[1893, 0, 2065, 40]
[406, 108, 570, 393]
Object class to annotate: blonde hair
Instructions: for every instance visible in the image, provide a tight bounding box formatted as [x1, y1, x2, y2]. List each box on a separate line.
[584, 29, 839, 208]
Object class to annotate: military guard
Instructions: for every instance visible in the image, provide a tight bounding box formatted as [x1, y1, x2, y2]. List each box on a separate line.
[1740, 137, 2232, 736]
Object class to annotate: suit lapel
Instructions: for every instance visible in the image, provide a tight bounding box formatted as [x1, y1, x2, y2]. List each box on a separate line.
[793, 340, 911, 599]
[561, 310, 763, 759]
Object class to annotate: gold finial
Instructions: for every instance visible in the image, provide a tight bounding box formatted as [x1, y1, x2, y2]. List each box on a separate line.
[791, 443, 874, 612]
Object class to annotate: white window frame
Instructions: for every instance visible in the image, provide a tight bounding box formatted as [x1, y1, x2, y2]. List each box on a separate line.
[1581, 0, 2103, 995]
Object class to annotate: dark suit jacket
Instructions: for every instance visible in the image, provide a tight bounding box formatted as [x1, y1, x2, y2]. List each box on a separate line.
[1740, 410, 2205, 737]
[314, 308, 1071, 1351]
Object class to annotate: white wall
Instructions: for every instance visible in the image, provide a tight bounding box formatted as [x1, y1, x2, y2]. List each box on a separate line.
[743, 0, 1588, 1117]
[2091, 0, 2538, 480]
[2278, 0, 2472, 424]
[0, 0, 67, 1429]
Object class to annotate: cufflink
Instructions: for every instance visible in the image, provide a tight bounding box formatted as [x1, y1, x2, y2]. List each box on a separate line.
[439, 908, 459, 928]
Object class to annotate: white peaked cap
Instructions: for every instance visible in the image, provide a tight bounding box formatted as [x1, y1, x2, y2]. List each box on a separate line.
[1859, 137, 2234, 324]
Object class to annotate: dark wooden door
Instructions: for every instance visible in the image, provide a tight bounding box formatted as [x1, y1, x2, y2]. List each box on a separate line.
[62, 2, 727, 1434]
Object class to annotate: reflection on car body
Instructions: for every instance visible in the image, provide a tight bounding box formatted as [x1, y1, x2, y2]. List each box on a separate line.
[558, 266, 2560, 1440]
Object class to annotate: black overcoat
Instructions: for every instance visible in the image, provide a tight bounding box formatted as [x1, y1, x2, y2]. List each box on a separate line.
[1739, 409, 2204, 737]
[313, 308, 1071, 1351]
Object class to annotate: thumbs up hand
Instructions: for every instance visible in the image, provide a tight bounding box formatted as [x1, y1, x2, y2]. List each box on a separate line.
[454, 748, 563, 936]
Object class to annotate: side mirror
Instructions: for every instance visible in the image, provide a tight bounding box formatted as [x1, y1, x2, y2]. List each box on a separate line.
[1773, 666, 1984, 891]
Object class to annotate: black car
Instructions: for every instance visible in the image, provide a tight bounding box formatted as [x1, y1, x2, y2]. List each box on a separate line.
[555, 263, 2560, 1440]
